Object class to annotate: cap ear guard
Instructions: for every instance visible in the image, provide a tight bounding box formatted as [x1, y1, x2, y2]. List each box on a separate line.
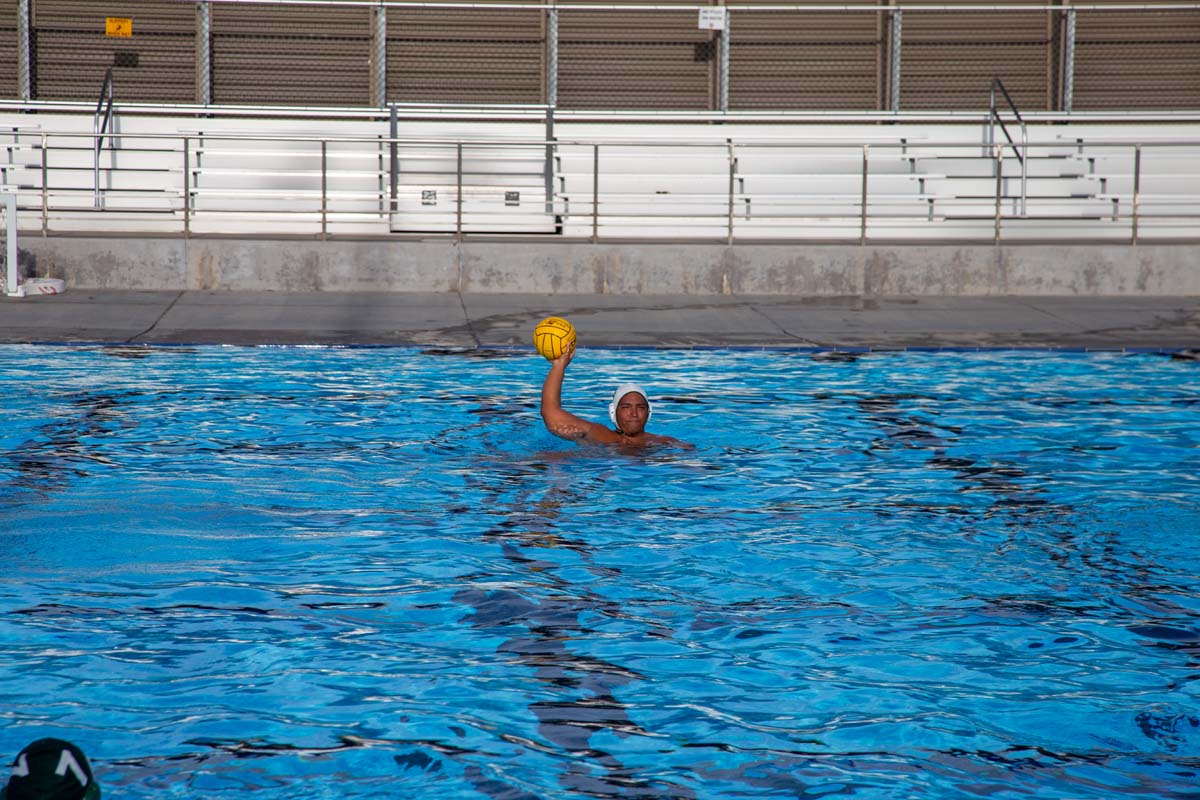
[3, 738, 101, 800]
[609, 384, 652, 428]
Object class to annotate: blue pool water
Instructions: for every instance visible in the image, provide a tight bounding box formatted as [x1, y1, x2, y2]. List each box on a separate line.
[1, 345, 1198, 799]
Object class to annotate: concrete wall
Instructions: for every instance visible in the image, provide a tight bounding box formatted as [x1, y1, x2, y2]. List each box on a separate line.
[15, 236, 1200, 296]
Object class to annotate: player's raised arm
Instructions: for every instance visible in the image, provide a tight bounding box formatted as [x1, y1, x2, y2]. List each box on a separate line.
[540, 344, 617, 443]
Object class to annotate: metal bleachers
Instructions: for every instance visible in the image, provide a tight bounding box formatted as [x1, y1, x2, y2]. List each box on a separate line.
[1, 104, 1198, 242]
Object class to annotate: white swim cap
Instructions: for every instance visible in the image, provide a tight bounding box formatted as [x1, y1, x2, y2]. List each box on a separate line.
[609, 384, 652, 428]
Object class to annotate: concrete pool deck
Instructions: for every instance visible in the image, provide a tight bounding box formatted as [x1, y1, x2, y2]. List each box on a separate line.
[1, 290, 1199, 351]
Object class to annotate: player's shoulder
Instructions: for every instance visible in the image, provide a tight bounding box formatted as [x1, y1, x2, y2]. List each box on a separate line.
[586, 425, 624, 444]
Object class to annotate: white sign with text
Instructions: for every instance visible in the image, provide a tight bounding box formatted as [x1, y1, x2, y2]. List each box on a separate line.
[698, 8, 727, 30]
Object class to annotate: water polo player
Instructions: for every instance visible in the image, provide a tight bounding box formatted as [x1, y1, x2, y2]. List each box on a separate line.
[540, 342, 688, 448]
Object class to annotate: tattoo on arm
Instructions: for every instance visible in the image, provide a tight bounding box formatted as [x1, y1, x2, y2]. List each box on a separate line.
[550, 422, 590, 440]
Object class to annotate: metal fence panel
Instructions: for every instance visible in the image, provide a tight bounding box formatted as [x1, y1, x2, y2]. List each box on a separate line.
[558, 4, 715, 110]
[387, 5, 544, 104]
[0, 0, 16, 100]
[30, 0, 195, 102]
[212, 2, 371, 106]
[728, 1, 884, 110]
[1073, 4, 1200, 110]
[899, 0, 1058, 110]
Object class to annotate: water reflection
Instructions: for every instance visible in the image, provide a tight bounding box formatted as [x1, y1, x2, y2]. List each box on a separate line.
[451, 440, 695, 798]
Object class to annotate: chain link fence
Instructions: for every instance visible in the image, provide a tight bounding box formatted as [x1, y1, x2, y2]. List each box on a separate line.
[730, 2, 885, 110]
[1074, 4, 1200, 110]
[211, 2, 372, 106]
[897, 5, 1061, 111]
[1, 0, 1198, 112]
[559, 4, 717, 110]
[388, 5, 546, 105]
[26, 1, 196, 102]
[0, 0, 17, 100]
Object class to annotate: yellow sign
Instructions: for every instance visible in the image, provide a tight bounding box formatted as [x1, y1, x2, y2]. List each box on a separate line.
[105, 17, 132, 38]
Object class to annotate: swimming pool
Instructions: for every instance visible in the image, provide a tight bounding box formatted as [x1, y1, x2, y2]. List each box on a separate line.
[1, 345, 1198, 799]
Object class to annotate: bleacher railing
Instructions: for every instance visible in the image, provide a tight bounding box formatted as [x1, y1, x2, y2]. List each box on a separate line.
[987, 78, 1028, 216]
[92, 68, 117, 210]
[4, 129, 1199, 244]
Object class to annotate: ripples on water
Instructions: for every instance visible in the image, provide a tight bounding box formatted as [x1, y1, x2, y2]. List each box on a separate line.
[1, 345, 1198, 799]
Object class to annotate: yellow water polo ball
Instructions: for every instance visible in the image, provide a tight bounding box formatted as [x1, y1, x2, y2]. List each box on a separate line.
[533, 316, 577, 361]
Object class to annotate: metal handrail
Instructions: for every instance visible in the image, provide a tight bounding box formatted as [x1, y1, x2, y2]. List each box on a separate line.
[8, 99, 1200, 126]
[41, 130, 1195, 148]
[93, 68, 116, 209]
[32, 129, 1200, 149]
[988, 77, 1028, 216]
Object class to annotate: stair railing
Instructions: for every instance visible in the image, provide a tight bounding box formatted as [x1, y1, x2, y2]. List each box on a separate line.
[987, 77, 1028, 216]
[93, 67, 115, 209]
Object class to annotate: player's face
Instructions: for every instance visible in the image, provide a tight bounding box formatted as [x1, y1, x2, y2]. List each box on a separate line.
[615, 392, 649, 435]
